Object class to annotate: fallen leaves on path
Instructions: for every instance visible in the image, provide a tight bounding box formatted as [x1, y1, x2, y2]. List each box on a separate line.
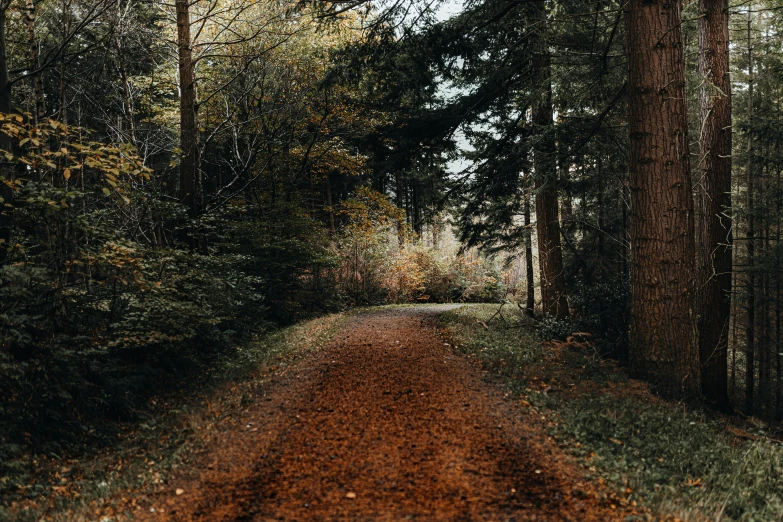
[137, 306, 636, 521]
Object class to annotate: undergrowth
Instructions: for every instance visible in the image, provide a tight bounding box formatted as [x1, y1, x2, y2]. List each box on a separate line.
[439, 304, 783, 522]
[0, 311, 348, 522]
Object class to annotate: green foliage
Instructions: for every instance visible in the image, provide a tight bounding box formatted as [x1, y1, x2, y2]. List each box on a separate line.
[557, 396, 783, 521]
[216, 204, 342, 324]
[536, 315, 576, 342]
[438, 304, 541, 375]
[567, 275, 630, 356]
[0, 118, 270, 470]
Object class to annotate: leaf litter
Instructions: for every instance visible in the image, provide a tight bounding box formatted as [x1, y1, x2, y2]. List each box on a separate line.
[133, 306, 637, 521]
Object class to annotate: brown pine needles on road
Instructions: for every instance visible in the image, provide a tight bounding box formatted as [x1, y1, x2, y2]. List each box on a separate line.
[139, 306, 634, 521]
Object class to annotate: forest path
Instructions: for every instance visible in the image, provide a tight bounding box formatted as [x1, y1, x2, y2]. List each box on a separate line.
[141, 306, 625, 521]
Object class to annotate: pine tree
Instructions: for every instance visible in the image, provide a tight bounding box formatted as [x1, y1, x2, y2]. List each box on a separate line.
[696, 0, 732, 409]
[625, 0, 701, 399]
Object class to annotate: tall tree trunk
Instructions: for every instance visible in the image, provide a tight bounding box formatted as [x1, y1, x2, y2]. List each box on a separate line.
[531, 0, 568, 320]
[177, 0, 200, 221]
[57, 0, 71, 126]
[621, 166, 629, 279]
[0, 6, 8, 116]
[696, 0, 732, 409]
[776, 129, 782, 419]
[745, 12, 756, 414]
[115, 0, 136, 144]
[0, 4, 14, 263]
[559, 152, 573, 223]
[625, 0, 701, 399]
[597, 157, 605, 262]
[760, 138, 771, 416]
[25, 0, 44, 124]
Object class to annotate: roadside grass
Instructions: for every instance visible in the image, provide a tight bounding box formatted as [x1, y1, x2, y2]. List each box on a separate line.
[438, 304, 783, 522]
[0, 311, 349, 522]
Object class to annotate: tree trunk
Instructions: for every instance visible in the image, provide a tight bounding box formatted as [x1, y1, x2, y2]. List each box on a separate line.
[326, 173, 335, 236]
[25, 0, 44, 124]
[531, 0, 568, 320]
[177, 0, 200, 220]
[115, 0, 136, 144]
[597, 157, 605, 262]
[0, 6, 8, 116]
[559, 152, 573, 223]
[777, 130, 782, 419]
[57, 0, 70, 126]
[696, 0, 732, 409]
[745, 12, 755, 414]
[0, 5, 14, 263]
[524, 195, 535, 316]
[760, 138, 771, 416]
[625, 0, 701, 399]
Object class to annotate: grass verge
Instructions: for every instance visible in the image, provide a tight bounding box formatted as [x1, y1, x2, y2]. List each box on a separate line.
[438, 304, 783, 522]
[0, 311, 349, 522]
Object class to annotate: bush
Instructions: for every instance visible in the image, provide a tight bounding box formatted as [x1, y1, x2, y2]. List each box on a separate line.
[0, 117, 344, 468]
[568, 274, 630, 358]
[333, 189, 508, 305]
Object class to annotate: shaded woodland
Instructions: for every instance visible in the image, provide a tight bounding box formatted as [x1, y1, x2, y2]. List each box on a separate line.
[2, 0, 783, 503]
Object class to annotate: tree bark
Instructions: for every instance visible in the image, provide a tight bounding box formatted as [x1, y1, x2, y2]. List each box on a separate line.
[776, 126, 781, 419]
[0, 6, 9, 116]
[0, 5, 14, 263]
[177, 0, 200, 220]
[25, 0, 44, 124]
[524, 195, 535, 316]
[745, 12, 755, 414]
[696, 0, 732, 409]
[57, 0, 71, 125]
[326, 173, 335, 236]
[559, 152, 573, 223]
[531, 0, 568, 320]
[625, 0, 701, 399]
[115, 0, 136, 144]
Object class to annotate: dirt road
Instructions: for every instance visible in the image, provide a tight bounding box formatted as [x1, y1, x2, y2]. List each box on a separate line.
[141, 306, 627, 521]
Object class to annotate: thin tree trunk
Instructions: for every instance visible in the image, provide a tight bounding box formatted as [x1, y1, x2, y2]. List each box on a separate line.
[0, 6, 9, 115]
[745, 12, 756, 414]
[57, 0, 70, 126]
[696, 0, 732, 409]
[760, 139, 771, 416]
[777, 123, 782, 419]
[621, 165, 629, 279]
[0, 4, 14, 263]
[597, 157, 605, 262]
[115, 0, 136, 144]
[177, 0, 200, 221]
[524, 194, 535, 316]
[559, 151, 573, 223]
[731, 266, 738, 392]
[531, 0, 568, 320]
[625, 0, 701, 399]
[25, 0, 44, 124]
[326, 174, 335, 236]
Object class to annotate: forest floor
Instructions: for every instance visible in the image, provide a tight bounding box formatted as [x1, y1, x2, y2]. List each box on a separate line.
[9, 304, 782, 522]
[128, 306, 636, 521]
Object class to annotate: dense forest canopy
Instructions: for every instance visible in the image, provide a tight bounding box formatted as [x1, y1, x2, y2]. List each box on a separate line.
[3, 0, 783, 492]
